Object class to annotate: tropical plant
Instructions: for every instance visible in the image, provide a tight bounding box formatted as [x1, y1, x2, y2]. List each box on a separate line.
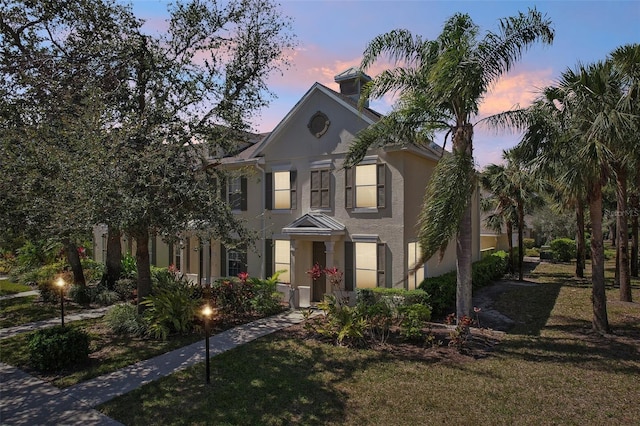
[480, 149, 547, 281]
[497, 52, 638, 332]
[345, 9, 554, 319]
[140, 278, 201, 340]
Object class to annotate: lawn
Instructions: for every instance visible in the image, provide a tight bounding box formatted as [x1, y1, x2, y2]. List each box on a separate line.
[98, 260, 640, 425]
[0, 295, 83, 328]
[0, 278, 32, 296]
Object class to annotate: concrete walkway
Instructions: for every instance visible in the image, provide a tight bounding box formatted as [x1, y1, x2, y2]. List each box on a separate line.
[0, 290, 39, 301]
[0, 310, 306, 425]
[0, 306, 113, 340]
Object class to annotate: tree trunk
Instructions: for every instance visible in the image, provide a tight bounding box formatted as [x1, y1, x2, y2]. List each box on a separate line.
[631, 193, 639, 277]
[506, 220, 514, 274]
[517, 203, 525, 282]
[588, 184, 610, 334]
[576, 202, 586, 278]
[615, 167, 631, 301]
[105, 227, 122, 289]
[631, 172, 639, 277]
[453, 123, 474, 320]
[63, 238, 86, 287]
[134, 228, 152, 314]
[457, 204, 473, 319]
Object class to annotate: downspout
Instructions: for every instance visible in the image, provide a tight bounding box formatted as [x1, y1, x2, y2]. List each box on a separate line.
[255, 158, 266, 278]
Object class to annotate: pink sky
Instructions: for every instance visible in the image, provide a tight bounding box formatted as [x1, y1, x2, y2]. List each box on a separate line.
[128, 0, 639, 168]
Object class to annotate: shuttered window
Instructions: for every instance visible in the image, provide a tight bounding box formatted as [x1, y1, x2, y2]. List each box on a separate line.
[345, 163, 386, 209]
[354, 242, 386, 288]
[268, 171, 297, 210]
[310, 169, 331, 209]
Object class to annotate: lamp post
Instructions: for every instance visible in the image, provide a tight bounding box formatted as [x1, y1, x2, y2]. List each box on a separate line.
[202, 305, 213, 384]
[55, 277, 65, 327]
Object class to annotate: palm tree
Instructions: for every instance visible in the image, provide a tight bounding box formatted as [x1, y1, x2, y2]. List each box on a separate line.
[481, 149, 546, 281]
[345, 9, 554, 318]
[513, 60, 634, 333]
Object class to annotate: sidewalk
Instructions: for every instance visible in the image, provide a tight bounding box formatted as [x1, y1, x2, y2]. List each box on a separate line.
[1, 310, 306, 425]
[0, 306, 113, 340]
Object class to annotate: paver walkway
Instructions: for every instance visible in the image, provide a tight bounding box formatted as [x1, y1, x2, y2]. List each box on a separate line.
[0, 310, 306, 425]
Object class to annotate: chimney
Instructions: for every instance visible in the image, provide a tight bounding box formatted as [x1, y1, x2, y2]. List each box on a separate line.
[334, 67, 372, 108]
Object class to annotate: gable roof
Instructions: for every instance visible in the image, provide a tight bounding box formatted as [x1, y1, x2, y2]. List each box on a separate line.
[252, 82, 382, 157]
[282, 212, 346, 236]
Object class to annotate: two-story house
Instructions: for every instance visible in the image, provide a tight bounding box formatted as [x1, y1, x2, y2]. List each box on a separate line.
[94, 68, 481, 306]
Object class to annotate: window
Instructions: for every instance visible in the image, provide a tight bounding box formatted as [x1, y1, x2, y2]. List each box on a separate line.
[221, 243, 247, 277]
[354, 242, 385, 288]
[345, 163, 385, 209]
[407, 242, 425, 290]
[274, 240, 291, 283]
[310, 169, 331, 209]
[227, 247, 247, 277]
[266, 170, 297, 210]
[227, 176, 247, 211]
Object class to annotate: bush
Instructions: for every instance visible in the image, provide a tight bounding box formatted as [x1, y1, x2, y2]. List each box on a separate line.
[399, 303, 432, 341]
[93, 285, 121, 306]
[121, 252, 137, 279]
[523, 238, 536, 249]
[248, 272, 285, 316]
[550, 238, 576, 262]
[114, 278, 137, 301]
[211, 278, 254, 316]
[28, 326, 90, 371]
[68, 284, 92, 305]
[141, 278, 200, 340]
[525, 247, 540, 257]
[356, 288, 430, 316]
[104, 303, 147, 336]
[419, 251, 509, 318]
[359, 300, 393, 344]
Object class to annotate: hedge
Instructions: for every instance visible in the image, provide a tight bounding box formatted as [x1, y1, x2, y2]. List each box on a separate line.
[418, 250, 509, 318]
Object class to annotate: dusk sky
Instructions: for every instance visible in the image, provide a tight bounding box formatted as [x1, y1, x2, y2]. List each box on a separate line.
[126, 0, 639, 168]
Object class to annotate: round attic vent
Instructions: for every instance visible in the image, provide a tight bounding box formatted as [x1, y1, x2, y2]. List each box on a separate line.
[308, 111, 330, 138]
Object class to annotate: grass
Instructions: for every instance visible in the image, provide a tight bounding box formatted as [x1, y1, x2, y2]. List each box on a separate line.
[98, 260, 640, 425]
[0, 278, 32, 296]
[0, 296, 83, 328]
[0, 317, 203, 388]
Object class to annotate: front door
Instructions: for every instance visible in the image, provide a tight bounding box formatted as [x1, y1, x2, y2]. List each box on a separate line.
[312, 242, 327, 302]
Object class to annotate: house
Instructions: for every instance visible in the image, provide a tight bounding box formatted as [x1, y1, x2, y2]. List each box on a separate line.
[93, 68, 482, 305]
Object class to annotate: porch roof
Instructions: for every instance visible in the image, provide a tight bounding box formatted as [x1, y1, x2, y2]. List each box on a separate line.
[282, 213, 346, 236]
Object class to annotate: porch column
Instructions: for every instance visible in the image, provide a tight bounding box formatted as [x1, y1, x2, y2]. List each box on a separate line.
[179, 239, 186, 273]
[289, 239, 296, 286]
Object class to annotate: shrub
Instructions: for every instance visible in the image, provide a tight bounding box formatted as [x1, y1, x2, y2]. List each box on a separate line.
[121, 252, 137, 279]
[312, 295, 367, 347]
[399, 303, 432, 341]
[356, 288, 430, 316]
[93, 285, 121, 306]
[141, 278, 200, 340]
[28, 326, 89, 371]
[419, 251, 509, 318]
[68, 284, 92, 305]
[550, 238, 576, 262]
[523, 238, 536, 249]
[248, 272, 285, 316]
[80, 258, 105, 283]
[105, 303, 147, 336]
[211, 278, 254, 316]
[38, 280, 64, 304]
[114, 278, 137, 301]
[525, 247, 540, 257]
[359, 300, 393, 344]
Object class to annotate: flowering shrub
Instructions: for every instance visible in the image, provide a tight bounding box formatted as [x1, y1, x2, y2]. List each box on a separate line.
[446, 314, 474, 353]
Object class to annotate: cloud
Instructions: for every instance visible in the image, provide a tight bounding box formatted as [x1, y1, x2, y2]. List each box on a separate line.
[479, 69, 554, 116]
